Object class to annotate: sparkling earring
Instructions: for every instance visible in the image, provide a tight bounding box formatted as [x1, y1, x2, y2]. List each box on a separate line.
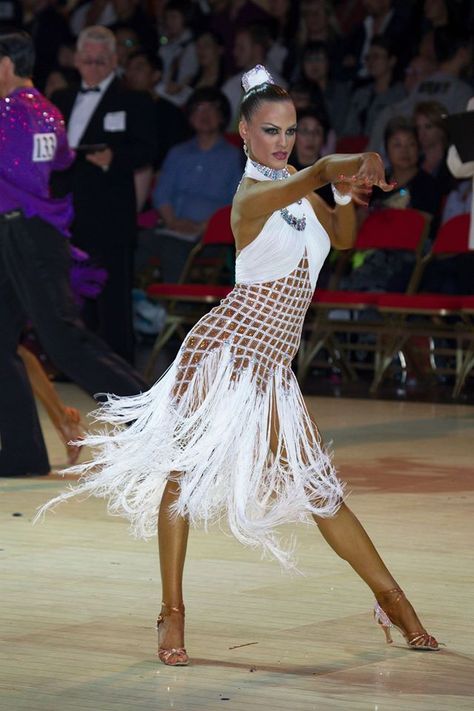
[243, 141, 249, 157]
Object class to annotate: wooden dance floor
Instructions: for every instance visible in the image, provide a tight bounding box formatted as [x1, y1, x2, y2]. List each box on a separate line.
[1, 384, 474, 710]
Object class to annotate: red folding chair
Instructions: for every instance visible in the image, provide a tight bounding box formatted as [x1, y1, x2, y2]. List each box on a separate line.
[145, 206, 234, 381]
[297, 208, 432, 386]
[336, 135, 369, 153]
[374, 213, 472, 395]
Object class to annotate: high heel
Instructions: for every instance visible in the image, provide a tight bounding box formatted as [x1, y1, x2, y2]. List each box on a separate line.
[156, 602, 189, 666]
[373, 587, 439, 651]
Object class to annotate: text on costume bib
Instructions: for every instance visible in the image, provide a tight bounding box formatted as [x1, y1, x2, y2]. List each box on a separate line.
[32, 133, 57, 162]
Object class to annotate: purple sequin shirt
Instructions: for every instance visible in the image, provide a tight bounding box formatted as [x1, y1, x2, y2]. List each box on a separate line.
[0, 87, 74, 235]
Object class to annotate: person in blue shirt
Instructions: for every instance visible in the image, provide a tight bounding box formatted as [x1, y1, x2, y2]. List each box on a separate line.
[136, 87, 243, 282]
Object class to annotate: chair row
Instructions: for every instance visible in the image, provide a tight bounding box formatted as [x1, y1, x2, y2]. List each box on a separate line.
[144, 206, 473, 396]
[298, 212, 473, 396]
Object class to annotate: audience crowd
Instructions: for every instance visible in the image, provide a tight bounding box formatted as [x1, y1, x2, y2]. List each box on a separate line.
[2, 0, 474, 351]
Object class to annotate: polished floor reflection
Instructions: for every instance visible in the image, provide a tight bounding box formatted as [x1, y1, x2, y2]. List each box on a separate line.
[1, 384, 473, 710]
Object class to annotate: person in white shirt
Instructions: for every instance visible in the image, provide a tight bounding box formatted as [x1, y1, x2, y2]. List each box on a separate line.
[155, 0, 198, 106]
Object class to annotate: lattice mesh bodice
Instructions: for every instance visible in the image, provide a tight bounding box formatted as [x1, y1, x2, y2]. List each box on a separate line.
[174, 255, 313, 395]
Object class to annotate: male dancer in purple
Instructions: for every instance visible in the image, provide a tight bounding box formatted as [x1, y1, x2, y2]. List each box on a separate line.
[0, 32, 147, 477]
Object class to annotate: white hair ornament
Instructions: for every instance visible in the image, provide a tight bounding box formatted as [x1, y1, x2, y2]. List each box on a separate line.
[241, 64, 275, 93]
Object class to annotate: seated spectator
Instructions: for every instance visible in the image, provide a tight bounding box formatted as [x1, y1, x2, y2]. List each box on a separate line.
[125, 50, 190, 170]
[170, 29, 226, 105]
[289, 108, 333, 204]
[0, 0, 22, 30]
[368, 27, 473, 153]
[124, 50, 190, 210]
[70, 0, 156, 51]
[288, 80, 319, 112]
[372, 116, 440, 216]
[114, 24, 141, 75]
[418, 0, 463, 62]
[208, 0, 273, 74]
[265, 0, 299, 80]
[342, 117, 440, 293]
[22, 0, 73, 90]
[341, 35, 405, 138]
[56, 40, 77, 71]
[297, 41, 350, 136]
[342, 0, 413, 80]
[222, 23, 287, 131]
[190, 29, 225, 89]
[109, 0, 157, 51]
[290, 108, 328, 170]
[408, 29, 473, 113]
[413, 100, 453, 196]
[156, 0, 199, 106]
[69, 0, 117, 37]
[44, 66, 80, 99]
[403, 54, 437, 95]
[136, 88, 242, 281]
[294, 0, 343, 80]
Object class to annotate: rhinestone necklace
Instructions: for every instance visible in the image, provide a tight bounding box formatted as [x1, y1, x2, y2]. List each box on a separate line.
[244, 158, 306, 231]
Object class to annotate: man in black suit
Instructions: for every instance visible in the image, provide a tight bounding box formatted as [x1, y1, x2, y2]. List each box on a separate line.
[52, 25, 156, 363]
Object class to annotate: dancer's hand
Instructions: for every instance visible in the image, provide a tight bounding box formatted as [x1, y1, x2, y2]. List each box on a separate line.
[334, 153, 395, 207]
[355, 152, 394, 191]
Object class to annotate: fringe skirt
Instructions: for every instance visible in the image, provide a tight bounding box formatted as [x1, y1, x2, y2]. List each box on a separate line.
[38, 262, 344, 570]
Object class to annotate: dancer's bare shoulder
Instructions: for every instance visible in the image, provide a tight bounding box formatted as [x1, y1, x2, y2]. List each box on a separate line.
[231, 177, 272, 252]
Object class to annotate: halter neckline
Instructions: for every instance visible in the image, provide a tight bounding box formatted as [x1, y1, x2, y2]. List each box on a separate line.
[244, 158, 290, 182]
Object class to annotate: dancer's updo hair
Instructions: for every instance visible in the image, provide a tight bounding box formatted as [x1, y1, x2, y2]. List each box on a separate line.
[240, 65, 292, 121]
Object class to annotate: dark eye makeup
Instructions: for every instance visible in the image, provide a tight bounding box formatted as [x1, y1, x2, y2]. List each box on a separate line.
[262, 126, 297, 136]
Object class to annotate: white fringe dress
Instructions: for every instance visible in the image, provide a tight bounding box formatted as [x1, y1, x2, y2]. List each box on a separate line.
[40, 160, 344, 569]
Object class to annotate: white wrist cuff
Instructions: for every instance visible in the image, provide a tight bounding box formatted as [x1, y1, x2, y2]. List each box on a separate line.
[331, 184, 352, 205]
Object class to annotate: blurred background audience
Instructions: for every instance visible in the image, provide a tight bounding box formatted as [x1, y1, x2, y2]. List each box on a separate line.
[3, 0, 474, 369]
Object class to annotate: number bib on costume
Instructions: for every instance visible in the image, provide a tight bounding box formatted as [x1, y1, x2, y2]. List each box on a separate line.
[32, 133, 57, 162]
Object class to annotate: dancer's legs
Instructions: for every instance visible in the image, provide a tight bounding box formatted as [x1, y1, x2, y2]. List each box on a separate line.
[270, 403, 430, 637]
[18, 345, 84, 464]
[313, 503, 430, 635]
[157, 477, 189, 648]
[313, 503, 397, 593]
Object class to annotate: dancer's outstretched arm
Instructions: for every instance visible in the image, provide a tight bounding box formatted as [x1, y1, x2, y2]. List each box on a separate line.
[234, 152, 392, 220]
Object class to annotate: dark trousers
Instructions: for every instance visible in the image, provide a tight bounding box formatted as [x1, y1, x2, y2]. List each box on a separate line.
[0, 213, 147, 476]
[81, 246, 135, 363]
[72, 207, 136, 364]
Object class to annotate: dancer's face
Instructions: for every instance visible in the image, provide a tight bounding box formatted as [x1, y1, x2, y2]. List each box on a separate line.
[239, 100, 297, 170]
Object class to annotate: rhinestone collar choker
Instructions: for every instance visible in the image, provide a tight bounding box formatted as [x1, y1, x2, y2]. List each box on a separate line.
[244, 158, 290, 181]
[243, 158, 306, 231]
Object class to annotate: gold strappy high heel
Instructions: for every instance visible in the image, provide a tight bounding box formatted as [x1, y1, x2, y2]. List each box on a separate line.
[373, 588, 439, 651]
[156, 602, 189, 666]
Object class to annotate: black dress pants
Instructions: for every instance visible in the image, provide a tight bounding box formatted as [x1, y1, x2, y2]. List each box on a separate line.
[0, 214, 147, 476]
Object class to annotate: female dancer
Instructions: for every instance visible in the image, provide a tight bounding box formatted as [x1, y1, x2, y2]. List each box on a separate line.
[39, 66, 439, 665]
